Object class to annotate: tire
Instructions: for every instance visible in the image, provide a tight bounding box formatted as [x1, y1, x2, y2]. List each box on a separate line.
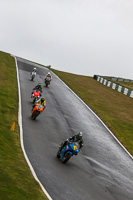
[45, 81, 50, 87]
[57, 150, 60, 158]
[31, 75, 35, 81]
[32, 110, 39, 120]
[62, 153, 71, 163]
[33, 98, 36, 104]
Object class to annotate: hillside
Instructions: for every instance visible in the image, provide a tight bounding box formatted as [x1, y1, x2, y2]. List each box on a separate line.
[51, 68, 133, 156]
[1, 50, 133, 199]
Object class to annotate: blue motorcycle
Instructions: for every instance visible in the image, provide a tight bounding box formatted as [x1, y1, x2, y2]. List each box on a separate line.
[57, 142, 80, 163]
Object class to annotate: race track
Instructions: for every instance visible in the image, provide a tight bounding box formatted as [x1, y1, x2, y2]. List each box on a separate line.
[17, 57, 133, 200]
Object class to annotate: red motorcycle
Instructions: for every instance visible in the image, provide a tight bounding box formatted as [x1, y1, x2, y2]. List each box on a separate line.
[31, 89, 41, 104]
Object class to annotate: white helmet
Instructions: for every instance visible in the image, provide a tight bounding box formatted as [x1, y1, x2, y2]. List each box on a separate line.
[48, 72, 51, 75]
[34, 68, 36, 71]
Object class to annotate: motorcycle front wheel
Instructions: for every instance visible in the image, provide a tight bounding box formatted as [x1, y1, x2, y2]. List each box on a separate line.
[57, 150, 60, 158]
[33, 97, 37, 104]
[62, 153, 71, 163]
[31, 110, 39, 120]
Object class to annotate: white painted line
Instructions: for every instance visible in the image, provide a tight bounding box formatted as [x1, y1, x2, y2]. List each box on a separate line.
[52, 71, 133, 160]
[15, 57, 52, 200]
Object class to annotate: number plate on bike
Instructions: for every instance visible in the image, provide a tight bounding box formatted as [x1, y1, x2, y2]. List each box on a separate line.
[74, 145, 77, 150]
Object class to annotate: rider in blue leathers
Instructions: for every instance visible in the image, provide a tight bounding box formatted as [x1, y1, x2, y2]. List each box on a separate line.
[59, 132, 83, 153]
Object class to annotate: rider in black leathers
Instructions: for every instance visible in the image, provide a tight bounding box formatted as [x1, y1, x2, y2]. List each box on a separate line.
[33, 83, 42, 93]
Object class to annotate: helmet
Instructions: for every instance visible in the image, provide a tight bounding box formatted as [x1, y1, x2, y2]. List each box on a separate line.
[38, 83, 42, 86]
[76, 132, 83, 140]
[48, 72, 51, 75]
[41, 97, 45, 103]
[34, 68, 36, 71]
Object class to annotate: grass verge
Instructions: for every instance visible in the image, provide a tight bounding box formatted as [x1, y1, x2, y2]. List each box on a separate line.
[51, 68, 133, 156]
[0, 51, 48, 200]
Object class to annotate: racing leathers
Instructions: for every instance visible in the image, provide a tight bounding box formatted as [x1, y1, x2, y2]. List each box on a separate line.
[59, 135, 83, 153]
[31, 84, 42, 98]
[33, 84, 42, 93]
[32, 98, 46, 111]
[44, 74, 52, 82]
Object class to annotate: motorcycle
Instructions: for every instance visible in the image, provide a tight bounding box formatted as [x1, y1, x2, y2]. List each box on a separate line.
[31, 104, 43, 120]
[31, 89, 41, 104]
[44, 77, 51, 87]
[31, 72, 36, 81]
[57, 142, 80, 163]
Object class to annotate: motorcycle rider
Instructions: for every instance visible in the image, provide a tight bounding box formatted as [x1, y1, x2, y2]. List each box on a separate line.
[32, 97, 46, 111]
[31, 83, 42, 98]
[32, 83, 42, 93]
[31, 67, 37, 75]
[59, 132, 83, 153]
[44, 72, 52, 81]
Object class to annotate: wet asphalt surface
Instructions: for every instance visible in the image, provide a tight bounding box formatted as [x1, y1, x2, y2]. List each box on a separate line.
[17, 57, 133, 200]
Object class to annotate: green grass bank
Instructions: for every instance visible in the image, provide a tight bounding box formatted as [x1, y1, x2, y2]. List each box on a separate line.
[51, 68, 133, 156]
[0, 51, 48, 200]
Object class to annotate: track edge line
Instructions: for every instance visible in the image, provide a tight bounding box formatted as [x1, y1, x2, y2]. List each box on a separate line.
[15, 56, 53, 200]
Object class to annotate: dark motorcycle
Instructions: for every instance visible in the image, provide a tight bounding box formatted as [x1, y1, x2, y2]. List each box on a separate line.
[57, 142, 79, 163]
